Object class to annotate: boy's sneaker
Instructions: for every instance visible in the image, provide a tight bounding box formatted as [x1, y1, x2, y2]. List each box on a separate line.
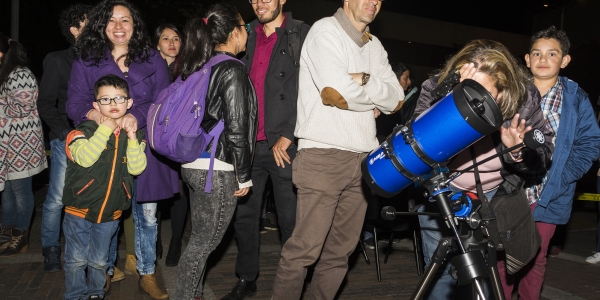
[548, 246, 561, 257]
[585, 252, 600, 264]
[363, 237, 375, 250]
[88, 295, 102, 299]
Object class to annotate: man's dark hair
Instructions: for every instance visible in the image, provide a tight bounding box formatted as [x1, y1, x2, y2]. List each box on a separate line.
[94, 74, 130, 99]
[529, 25, 571, 56]
[59, 3, 93, 45]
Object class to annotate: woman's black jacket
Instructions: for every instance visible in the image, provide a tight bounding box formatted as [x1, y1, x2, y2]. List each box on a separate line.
[202, 52, 258, 185]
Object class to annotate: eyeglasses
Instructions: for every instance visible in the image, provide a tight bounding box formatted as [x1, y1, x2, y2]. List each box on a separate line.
[248, 0, 273, 3]
[237, 23, 251, 33]
[95, 96, 130, 105]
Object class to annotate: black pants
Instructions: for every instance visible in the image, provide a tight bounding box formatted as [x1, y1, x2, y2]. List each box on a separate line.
[234, 140, 297, 281]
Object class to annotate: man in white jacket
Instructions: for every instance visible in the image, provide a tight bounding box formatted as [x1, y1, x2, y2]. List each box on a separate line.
[272, 1, 404, 299]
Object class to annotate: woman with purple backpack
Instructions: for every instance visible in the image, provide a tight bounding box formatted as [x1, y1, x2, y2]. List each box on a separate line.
[172, 3, 257, 300]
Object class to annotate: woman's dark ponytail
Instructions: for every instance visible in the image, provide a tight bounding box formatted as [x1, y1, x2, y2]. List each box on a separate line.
[178, 3, 240, 81]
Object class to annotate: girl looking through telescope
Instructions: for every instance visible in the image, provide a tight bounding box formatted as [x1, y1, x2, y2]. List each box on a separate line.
[413, 39, 554, 299]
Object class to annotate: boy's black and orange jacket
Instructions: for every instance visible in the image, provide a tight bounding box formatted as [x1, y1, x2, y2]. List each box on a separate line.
[62, 121, 147, 223]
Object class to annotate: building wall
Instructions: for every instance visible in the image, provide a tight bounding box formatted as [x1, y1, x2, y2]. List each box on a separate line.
[231, 0, 531, 86]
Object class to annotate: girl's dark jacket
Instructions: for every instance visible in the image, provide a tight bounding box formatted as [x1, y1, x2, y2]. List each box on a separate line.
[201, 52, 258, 185]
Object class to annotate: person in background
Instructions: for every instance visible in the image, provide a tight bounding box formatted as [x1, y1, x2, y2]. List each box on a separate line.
[67, 1, 178, 298]
[62, 74, 146, 300]
[173, 4, 257, 299]
[363, 61, 418, 250]
[153, 23, 188, 267]
[497, 25, 600, 300]
[414, 39, 554, 299]
[38, 2, 93, 273]
[0, 33, 48, 257]
[222, 0, 310, 298]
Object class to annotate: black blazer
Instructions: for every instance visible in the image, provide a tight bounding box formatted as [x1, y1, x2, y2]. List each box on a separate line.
[242, 12, 310, 148]
[37, 47, 75, 141]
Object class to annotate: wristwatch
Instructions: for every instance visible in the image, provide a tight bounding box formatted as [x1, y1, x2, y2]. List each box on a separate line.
[361, 73, 371, 86]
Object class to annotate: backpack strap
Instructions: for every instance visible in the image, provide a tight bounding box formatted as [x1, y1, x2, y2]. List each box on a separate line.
[288, 19, 304, 69]
[202, 54, 241, 193]
[204, 119, 225, 193]
[288, 20, 304, 93]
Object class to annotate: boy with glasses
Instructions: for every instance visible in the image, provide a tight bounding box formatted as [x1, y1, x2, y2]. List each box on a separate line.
[62, 74, 147, 300]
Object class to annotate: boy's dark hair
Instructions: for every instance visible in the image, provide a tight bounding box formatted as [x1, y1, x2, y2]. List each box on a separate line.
[529, 25, 571, 56]
[94, 74, 130, 99]
[59, 3, 93, 45]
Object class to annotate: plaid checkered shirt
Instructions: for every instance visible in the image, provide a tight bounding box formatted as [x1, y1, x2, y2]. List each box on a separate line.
[525, 80, 562, 204]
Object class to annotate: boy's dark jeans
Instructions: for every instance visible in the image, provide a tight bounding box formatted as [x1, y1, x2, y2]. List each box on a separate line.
[63, 213, 119, 300]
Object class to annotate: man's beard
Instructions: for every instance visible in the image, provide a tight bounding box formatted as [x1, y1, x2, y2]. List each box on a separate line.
[258, 2, 281, 24]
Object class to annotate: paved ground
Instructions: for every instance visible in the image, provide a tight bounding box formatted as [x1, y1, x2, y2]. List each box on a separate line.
[1, 171, 600, 299]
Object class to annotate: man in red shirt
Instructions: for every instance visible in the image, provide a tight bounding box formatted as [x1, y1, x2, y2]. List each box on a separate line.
[221, 1, 310, 299]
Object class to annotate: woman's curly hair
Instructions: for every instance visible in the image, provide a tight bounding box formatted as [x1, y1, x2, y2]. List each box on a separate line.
[75, 0, 151, 66]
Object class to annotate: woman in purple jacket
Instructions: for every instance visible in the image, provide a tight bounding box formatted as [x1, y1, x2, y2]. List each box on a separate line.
[66, 0, 177, 299]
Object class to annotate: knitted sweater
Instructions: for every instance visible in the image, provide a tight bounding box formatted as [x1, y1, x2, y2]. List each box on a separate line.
[294, 8, 404, 153]
[0, 67, 48, 191]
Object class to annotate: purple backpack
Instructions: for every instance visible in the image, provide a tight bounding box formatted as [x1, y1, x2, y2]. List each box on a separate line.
[148, 54, 240, 192]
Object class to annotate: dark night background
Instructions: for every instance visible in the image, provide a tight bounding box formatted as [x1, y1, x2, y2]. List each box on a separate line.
[1, 0, 599, 102]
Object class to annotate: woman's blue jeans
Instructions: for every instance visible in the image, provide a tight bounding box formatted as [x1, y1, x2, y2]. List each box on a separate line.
[2, 176, 35, 231]
[107, 179, 158, 275]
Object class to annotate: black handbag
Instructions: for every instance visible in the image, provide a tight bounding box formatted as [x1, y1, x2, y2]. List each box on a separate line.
[484, 187, 542, 274]
[469, 147, 541, 275]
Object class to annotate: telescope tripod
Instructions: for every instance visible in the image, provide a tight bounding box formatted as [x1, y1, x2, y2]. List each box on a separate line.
[390, 169, 505, 300]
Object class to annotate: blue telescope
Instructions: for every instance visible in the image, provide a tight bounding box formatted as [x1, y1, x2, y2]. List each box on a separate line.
[362, 79, 503, 197]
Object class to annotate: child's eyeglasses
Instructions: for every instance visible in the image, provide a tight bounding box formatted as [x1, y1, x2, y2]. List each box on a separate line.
[238, 23, 251, 33]
[95, 96, 129, 105]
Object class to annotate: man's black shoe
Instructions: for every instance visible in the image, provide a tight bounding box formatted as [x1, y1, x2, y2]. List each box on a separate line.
[43, 246, 62, 272]
[221, 278, 257, 300]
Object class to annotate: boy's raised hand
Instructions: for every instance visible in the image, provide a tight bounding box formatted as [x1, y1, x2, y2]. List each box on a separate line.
[124, 122, 138, 140]
[100, 116, 120, 134]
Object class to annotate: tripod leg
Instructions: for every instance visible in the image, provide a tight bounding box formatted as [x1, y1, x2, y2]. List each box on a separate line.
[486, 240, 505, 300]
[411, 237, 452, 300]
[374, 227, 381, 282]
[359, 239, 370, 265]
[414, 229, 423, 276]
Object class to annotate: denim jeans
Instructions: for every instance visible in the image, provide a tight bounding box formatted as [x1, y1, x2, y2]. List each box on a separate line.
[174, 168, 237, 299]
[2, 176, 35, 231]
[63, 213, 119, 300]
[41, 138, 68, 248]
[132, 178, 158, 275]
[235, 141, 297, 281]
[417, 186, 497, 299]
